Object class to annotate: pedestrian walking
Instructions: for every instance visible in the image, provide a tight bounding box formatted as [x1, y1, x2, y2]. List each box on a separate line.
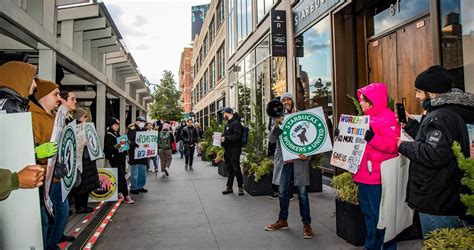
[127, 116, 149, 195]
[158, 123, 174, 177]
[176, 121, 186, 159]
[181, 119, 199, 170]
[398, 65, 474, 236]
[220, 107, 244, 196]
[264, 92, 314, 239]
[195, 122, 204, 156]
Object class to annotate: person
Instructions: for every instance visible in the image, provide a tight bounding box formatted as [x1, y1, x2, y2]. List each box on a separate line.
[176, 121, 186, 159]
[104, 117, 134, 204]
[145, 122, 159, 172]
[0, 166, 45, 201]
[181, 119, 199, 170]
[398, 65, 474, 236]
[58, 87, 76, 123]
[195, 122, 204, 156]
[352, 83, 399, 249]
[158, 123, 174, 177]
[264, 92, 314, 239]
[127, 116, 149, 195]
[71, 108, 100, 214]
[221, 107, 244, 196]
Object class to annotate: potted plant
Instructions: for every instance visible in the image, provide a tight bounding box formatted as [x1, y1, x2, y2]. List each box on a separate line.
[308, 154, 323, 192]
[215, 148, 227, 177]
[199, 141, 209, 161]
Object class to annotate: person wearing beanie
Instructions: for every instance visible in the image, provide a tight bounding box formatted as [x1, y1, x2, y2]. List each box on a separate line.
[127, 116, 149, 194]
[264, 92, 314, 239]
[0, 61, 37, 113]
[398, 65, 474, 236]
[158, 123, 174, 177]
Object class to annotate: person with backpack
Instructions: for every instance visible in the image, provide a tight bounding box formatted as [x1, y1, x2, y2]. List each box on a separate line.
[180, 119, 199, 170]
[221, 107, 245, 196]
[158, 123, 174, 177]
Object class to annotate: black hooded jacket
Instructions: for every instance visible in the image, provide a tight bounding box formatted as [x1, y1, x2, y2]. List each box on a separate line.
[104, 128, 127, 167]
[399, 91, 474, 216]
[0, 87, 29, 113]
[222, 113, 243, 150]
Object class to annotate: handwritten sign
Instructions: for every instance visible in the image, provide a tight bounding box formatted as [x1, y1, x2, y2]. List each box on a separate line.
[134, 131, 158, 159]
[212, 132, 222, 147]
[330, 115, 370, 173]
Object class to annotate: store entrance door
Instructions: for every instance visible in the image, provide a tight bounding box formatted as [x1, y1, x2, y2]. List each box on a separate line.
[367, 16, 433, 115]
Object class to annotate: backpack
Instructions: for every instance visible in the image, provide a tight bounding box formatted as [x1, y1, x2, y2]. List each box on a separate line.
[158, 131, 171, 150]
[242, 126, 249, 147]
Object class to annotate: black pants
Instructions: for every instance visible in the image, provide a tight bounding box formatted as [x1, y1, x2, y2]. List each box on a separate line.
[75, 192, 89, 210]
[112, 163, 128, 196]
[225, 148, 243, 188]
[184, 144, 195, 166]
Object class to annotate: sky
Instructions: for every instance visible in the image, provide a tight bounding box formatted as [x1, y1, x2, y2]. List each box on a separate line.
[102, 0, 211, 88]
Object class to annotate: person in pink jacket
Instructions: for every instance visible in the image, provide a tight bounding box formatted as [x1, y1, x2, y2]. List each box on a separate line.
[355, 83, 400, 250]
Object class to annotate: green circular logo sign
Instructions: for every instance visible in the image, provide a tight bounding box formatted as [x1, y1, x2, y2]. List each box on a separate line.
[281, 112, 327, 155]
[85, 124, 100, 157]
[60, 126, 77, 191]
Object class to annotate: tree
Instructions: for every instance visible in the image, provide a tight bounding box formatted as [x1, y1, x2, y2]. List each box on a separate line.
[149, 70, 183, 121]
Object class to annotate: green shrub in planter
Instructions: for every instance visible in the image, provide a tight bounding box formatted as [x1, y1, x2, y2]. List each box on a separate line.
[332, 172, 359, 205]
[423, 227, 474, 249]
[453, 141, 474, 215]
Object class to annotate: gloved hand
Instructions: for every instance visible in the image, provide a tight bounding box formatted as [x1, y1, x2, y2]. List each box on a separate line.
[35, 142, 58, 159]
[364, 127, 375, 143]
[334, 128, 340, 137]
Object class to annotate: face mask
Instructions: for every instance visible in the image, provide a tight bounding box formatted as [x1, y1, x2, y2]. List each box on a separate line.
[422, 99, 431, 110]
[138, 122, 145, 129]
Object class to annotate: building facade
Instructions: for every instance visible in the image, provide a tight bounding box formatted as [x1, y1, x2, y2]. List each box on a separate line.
[179, 48, 193, 114]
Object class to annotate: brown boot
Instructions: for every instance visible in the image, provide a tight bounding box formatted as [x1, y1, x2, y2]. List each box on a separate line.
[303, 223, 314, 239]
[264, 219, 288, 231]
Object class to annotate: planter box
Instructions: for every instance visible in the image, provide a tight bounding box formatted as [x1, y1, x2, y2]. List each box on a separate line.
[243, 173, 274, 196]
[308, 168, 322, 192]
[395, 212, 423, 242]
[336, 198, 366, 246]
[218, 161, 228, 177]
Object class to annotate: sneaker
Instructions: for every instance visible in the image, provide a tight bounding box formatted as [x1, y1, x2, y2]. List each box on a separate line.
[118, 193, 124, 201]
[189, 165, 193, 171]
[123, 195, 134, 204]
[130, 189, 140, 194]
[222, 187, 233, 195]
[303, 224, 314, 239]
[164, 168, 169, 176]
[139, 188, 148, 193]
[59, 235, 75, 243]
[185, 164, 188, 171]
[268, 192, 279, 199]
[265, 219, 289, 231]
[238, 187, 244, 196]
[162, 173, 167, 178]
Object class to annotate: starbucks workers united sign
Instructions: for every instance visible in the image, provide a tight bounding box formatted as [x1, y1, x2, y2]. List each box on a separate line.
[280, 107, 332, 161]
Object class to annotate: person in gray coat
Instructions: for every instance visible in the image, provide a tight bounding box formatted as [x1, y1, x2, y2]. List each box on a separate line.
[264, 92, 314, 239]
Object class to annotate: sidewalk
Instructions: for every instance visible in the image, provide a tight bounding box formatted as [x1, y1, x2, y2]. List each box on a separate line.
[94, 154, 422, 250]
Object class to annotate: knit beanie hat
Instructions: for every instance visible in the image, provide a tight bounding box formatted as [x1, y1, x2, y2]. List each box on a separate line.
[73, 107, 87, 121]
[107, 117, 120, 127]
[415, 65, 452, 94]
[281, 92, 294, 101]
[34, 78, 59, 100]
[0, 61, 37, 98]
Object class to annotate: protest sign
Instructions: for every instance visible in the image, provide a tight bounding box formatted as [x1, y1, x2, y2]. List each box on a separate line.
[60, 120, 78, 202]
[0, 113, 42, 249]
[330, 114, 370, 174]
[280, 107, 332, 161]
[84, 122, 104, 160]
[117, 135, 130, 153]
[212, 132, 222, 147]
[134, 131, 159, 159]
[90, 168, 118, 202]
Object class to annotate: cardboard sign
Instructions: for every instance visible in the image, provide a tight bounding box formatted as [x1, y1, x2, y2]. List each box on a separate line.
[117, 135, 130, 153]
[330, 115, 370, 174]
[212, 132, 222, 147]
[134, 131, 158, 159]
[0, 113, 43, 249]
[280, 107, 333, 161]
[89, 168, 118, 202]
[84, 123, 104, 160]
[60, 121, 78, 202]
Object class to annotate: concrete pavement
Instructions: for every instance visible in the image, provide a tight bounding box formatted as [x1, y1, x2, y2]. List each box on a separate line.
[94, 154, 422, 250]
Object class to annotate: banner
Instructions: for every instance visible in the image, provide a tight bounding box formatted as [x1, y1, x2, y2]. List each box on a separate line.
[45, 104, 68, 215]
[0, 113, 42, 249]
[117, 135, 130, 153]
[330, 115, 370, 174]
[84, 122, 104, 160]
[89, 168, 118, 202]
[60, 121, 78, 202]
[134, 131, 158, 159]
[212, 132, 222, 147]
[280, 107, 333, 161]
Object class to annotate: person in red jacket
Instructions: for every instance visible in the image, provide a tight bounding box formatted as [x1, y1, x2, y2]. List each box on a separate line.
[355, 83, 400, 250]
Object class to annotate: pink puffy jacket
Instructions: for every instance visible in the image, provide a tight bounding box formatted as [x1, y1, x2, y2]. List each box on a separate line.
[353, 83, 400, 185]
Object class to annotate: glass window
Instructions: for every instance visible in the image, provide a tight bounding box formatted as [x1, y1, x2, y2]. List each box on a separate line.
[295, 16, 333, 119]
[256, 58, 270, 122]
[209, 18, 215, 46]
[203, 34, 208, 55]
[238, 76, 251, 124]
[256, 36, 270, 64]
[440, 0, 474, 92]
[257, 0, 265, 23]
[245, 51, 255, 70]
[237, 0, 253, 46]
[217, 0, 225, 28]
[209, 59, 215, 89]
[217, 43, 226, 80]
[366, 0, 429, 37]
[228, 0, 236, 55]
[271, 57, 287, 99]
[203, 69, 208, 94]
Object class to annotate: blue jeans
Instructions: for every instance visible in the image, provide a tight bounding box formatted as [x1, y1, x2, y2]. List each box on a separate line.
[130, 164, 147, 191]
[178, 140, 184, 158]
[151, 157, 159, 171]
[278, 163, 311, 224]
[358, 183, 396, 250]
[40, 182, 69, 250]
[419, 212, 463, 238]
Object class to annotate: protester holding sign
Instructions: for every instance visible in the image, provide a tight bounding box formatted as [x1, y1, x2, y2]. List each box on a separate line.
[128, 116, 149, 194]
[350, 83, 400, 250]
[264, 93, 314, 239]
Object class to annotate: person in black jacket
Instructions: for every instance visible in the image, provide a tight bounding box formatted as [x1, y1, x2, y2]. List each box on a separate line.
[221, 107, 244, 195]
[127, 116, 149, 194]
[398, 65, 474, 236]
[180, 119, 199, 170]
[176, 121, 186, 159]
[104, 117, 134, 204]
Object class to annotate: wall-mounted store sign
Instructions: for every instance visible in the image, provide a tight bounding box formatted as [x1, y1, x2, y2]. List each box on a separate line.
[271, 10, 287, 57]
[293, 0, 343, 34]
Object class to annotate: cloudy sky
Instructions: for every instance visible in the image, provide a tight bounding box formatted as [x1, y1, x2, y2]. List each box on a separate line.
[102, 0, 210, 87]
